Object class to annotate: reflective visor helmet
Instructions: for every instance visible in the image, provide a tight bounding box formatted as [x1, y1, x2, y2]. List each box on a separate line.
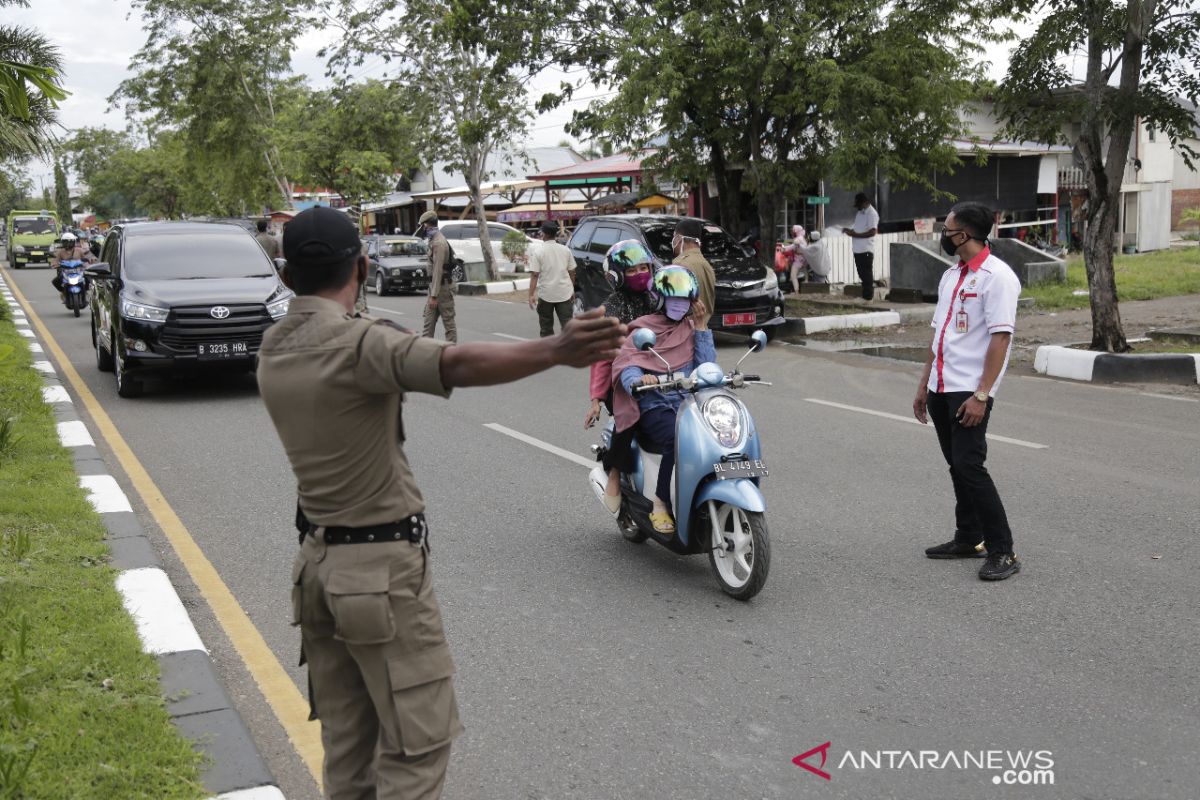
[603, 239, 656, 289]
[61, 232, 77, 244]
[652, 265, 699, 299]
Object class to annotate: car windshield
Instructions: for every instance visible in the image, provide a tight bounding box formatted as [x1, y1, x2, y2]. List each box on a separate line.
[379, 239, 427, 257]
[642, 223, 747, 262]
[124, 232, 275, 280]
[14, 218, 55, 235]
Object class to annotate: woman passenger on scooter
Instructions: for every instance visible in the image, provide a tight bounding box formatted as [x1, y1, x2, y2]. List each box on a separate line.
[585, 240, 662, 514]
[611, 266, 714, 535]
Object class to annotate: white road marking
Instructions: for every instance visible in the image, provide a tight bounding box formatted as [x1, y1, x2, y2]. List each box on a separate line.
[484, 422, 595, 468]
[42, 385, 70, 403]
[33, 360, 55, 374]
[1140, 392, 1199, 403]
[492, 332, 530, 342]
[28, 342, 42, 353]
[18, 328, 34, 338]
[79, 474, 133, 513]
[803, 398, 1050, 450]
[214, 787, 288, 800]
[57, 420, 95, 447]
[115, 568, 208, 655]
[368, 305, 405, 317]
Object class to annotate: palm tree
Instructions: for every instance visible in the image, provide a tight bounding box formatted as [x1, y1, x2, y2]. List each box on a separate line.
[0, 0, 67, 160]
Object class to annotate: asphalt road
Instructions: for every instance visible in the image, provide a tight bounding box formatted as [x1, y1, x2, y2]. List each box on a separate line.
[8, 262, 1200, 800]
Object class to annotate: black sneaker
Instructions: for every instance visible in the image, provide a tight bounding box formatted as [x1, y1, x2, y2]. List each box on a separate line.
[979, 552, 1021, 581]
[925, 540, 986, 559]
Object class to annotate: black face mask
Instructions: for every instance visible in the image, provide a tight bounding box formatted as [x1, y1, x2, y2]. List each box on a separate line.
[939, 234, 960, 257]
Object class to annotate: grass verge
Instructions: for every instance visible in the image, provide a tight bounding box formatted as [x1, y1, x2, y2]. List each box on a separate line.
[0, 299, 204, 798]
[1023, 248, 1200, 310]
[784, 297, 868, 317]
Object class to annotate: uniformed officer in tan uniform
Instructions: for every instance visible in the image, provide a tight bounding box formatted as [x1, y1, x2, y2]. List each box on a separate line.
[418, 211, 457, 343]
[669, 218, 716, 316]
[257, 206, 625, 799]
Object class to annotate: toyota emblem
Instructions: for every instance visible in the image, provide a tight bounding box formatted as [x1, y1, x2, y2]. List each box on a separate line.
[209, 306, 231, 319]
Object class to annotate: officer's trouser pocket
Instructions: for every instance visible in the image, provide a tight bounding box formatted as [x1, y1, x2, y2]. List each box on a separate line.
[387, 642, 460, 756]
[324, 564, 396, 644]
[291, 553, 309, 626]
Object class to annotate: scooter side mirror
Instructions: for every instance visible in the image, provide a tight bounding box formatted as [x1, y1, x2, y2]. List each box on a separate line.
[84, 263, 111, 279]
[748, 330, 768, 353]
[632, 328, 657, 352]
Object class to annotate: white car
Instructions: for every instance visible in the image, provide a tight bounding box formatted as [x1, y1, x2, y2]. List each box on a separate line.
[438, 220, 542, 270]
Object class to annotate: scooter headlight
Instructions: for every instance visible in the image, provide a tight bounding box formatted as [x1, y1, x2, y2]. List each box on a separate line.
[702, 395, 745, 447]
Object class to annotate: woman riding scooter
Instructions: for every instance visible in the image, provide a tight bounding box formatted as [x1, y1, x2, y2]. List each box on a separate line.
[585, 240, 663, 514]
[610, 266, 714, 534]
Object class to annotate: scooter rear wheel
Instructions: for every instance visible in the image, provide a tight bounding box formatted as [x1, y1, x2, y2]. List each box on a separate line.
[707, 502, 770, 600]
[617, 508, 648, 543]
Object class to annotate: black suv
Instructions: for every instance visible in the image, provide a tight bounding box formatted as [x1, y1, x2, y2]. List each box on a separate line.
[567, 215, 784, 335]
[86, 221, 293, 397]
[363, 234, 431, 295]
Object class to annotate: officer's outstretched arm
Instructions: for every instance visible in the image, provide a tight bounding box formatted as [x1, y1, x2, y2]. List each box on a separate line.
[440, 309, 625, 388]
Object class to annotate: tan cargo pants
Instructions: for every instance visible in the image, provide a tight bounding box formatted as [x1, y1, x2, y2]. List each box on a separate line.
[292, 532, 463, 799]
[421, 283, 457, 343]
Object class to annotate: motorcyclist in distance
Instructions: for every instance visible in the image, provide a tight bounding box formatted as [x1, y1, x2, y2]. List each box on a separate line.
[51, 232, 96, 298]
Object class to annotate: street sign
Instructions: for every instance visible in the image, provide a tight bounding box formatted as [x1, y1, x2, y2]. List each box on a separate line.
[805, 196, 830, 205]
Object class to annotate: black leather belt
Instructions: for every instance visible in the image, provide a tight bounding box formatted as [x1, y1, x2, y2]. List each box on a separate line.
[295, 502, 428, 547]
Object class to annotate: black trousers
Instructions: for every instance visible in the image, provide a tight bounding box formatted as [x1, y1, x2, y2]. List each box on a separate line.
[927, 391, 1014, 555]
[853, 252, 874, 300]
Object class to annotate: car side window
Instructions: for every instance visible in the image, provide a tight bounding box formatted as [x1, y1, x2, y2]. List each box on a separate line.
[570, 221, 596, 251]
[440, 226, 461, 241]
[487, 224, 510, 241]
[588, 226, 621, 257]
[101, 231, 119, 274]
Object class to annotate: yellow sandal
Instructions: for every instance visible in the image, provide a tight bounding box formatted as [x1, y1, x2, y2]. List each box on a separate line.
[649, 510, 676, 534]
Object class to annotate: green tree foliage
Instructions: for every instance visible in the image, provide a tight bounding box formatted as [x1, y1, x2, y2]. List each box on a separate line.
[283, 80, 421, 206]
[328, 0, 534, 280]
[0, 163, 33, 218]
[59, 127, 137, 189]
[52, 158, 70, 224]
[996, 0, 1200, 352]
[539, 0, 1001, 261]
[112, 0, 316, 212]
[0, 0, 67, 160]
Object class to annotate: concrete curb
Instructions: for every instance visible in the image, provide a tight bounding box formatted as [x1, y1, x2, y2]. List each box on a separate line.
[457, 277, 532, 295]
[0, 276, 279, 799]
[1034, 344, 1200, 384]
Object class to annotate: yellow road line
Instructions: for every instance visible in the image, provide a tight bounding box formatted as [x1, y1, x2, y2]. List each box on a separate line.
[2, 267, 324, 786]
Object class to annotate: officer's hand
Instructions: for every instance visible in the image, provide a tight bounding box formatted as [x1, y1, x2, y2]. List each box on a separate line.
[528, 294, 537, 309]
[428, 296, 438, 309]
[554, 309, 626, 368]
[913, 385, 928, 424]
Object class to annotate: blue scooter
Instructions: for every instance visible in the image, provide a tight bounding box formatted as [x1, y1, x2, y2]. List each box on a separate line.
[589, 329, 772, 600]
[59, 259, 88, 317]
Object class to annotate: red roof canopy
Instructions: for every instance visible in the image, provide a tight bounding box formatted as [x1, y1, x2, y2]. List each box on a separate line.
[528, 152, 648, 181]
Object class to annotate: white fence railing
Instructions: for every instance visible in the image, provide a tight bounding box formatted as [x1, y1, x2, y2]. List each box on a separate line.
[820, 231, 937, 286]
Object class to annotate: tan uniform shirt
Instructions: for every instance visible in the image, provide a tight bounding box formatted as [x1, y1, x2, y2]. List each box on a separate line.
[255, 231, 281, 259]
[427, 230, 449, 289]
[257, 296, 451, 527]
[53, 244, 95, 266]
[672, 248, 716, 316]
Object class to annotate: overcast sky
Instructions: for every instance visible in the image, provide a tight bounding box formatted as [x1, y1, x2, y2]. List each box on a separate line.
[9, 1, 1025, 186]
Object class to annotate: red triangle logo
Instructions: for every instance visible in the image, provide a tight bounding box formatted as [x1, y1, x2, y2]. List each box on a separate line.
[793, 741, 832, 780]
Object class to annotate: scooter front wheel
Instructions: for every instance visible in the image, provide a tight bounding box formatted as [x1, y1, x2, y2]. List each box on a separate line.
[707, 502, 770, 600]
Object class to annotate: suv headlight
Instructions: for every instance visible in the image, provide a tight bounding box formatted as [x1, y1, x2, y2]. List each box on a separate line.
[391, 268, 403, 277]
[267, 296, 291, 319]
[763, 268, 778, 289]
[121, 297, 169, 322]
[14, 245, 26, 254]
[702, 395, 745, 447]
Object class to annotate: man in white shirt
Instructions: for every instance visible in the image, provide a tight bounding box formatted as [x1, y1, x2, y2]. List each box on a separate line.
[845, 192, 880, 300]
[528, 220, 577, 336]
[913, 201, 1022, 581]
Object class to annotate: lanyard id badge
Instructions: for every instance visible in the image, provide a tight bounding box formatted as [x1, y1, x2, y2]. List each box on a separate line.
[955, 309, 968, 333]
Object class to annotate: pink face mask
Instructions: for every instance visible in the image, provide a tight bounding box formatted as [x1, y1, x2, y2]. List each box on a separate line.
[625, 271, 653, 292]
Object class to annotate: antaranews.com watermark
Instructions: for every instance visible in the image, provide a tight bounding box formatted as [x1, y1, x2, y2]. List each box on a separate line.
[794, 742, 1055, 786]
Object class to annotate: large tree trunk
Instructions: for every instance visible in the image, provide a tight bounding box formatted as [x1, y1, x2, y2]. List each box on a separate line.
[468, 179, 498, 282]
[709, 139, 745, 233]
[1080, 194, 1127, 352]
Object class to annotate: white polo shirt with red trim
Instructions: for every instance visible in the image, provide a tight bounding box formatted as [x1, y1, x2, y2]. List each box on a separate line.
[927, 246, 1021, 396]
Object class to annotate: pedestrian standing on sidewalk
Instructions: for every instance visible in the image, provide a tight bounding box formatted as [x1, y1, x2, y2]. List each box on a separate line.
[528, 219, 576, 336]
[255, 219, 281, 260]
[419, 211, 457, 343]
[845, 192, 879, 300]
[913, 201, 1022, 581]
[258, 206, 625, 799]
